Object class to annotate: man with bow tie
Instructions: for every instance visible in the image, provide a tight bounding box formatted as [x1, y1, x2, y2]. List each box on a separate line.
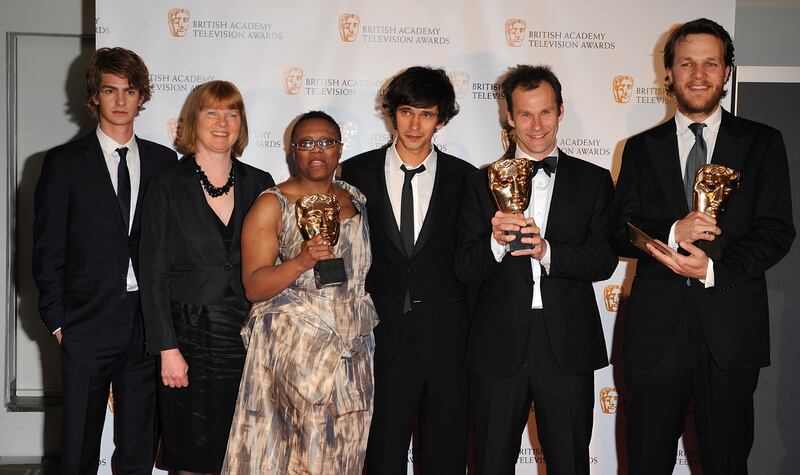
[455, 64, 617, 474]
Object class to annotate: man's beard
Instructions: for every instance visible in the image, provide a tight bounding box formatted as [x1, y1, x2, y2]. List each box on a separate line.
[674, 82, 725, 116]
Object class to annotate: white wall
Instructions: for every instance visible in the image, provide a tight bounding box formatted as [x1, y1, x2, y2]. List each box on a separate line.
[736, 1, 800, 67]
[0, 0, 92, 458]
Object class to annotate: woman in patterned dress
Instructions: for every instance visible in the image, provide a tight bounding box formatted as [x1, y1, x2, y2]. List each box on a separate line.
[222, 111, 377, 474]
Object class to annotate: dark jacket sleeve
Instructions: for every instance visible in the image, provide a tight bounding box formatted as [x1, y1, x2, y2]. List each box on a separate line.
[549, 168, 618, 282]
[454, 170, 503, 285]
[714, 128, 795, 288]
[139, 174, 178, 354]
[609, 136, 674, 259]
[32, 149, 69, 332]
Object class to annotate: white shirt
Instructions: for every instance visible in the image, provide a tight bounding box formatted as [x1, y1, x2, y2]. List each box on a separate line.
[490, 146, 557, 309]
[384, 140, 437, 241]
[96, 126, 140, 292]
[668, 106, 722, 287]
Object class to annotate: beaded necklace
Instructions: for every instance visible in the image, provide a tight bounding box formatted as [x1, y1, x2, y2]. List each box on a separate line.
[195, 162, 235, 197]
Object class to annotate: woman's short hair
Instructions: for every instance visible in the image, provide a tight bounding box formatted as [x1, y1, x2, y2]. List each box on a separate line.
[175, 80, 249, 157]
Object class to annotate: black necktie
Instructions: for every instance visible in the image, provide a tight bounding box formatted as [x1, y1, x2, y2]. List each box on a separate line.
[684, 123, 707, 208]
[400, 164, 426, 255]
[400, 164, 425, 314]
[533, 155, 558, 176]
[116, 147, 131, 232]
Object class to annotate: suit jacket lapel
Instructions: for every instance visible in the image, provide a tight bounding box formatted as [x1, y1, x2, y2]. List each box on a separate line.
[412, 149, 451, 256]
[86, 133, 128, 234]
[131, 137, 148, 236]
[647, 120, 688, 217]
[543, 150, 569, 242]
[361, 150, 406, 256]
[711, 110, 747, 172]
[227, 159, 248, 258]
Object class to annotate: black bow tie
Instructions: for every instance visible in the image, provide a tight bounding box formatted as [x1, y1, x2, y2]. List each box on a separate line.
[532, 156, 557, 176]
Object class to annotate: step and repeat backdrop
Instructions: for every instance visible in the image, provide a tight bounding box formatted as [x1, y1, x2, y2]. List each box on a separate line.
[95, 1, 734, 472]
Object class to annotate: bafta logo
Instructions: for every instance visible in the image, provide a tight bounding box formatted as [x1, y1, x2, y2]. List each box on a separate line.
[448, 71, 470, 99]
[603, 284, 623, 312]
[168, 8, 191, 37]
[338, 13, 361, 42]
[282, 67, 304, 95]
[599, 387, 619, 414]
[612, 75, 634, 103]
[505, 18, 527, 47]
[167, 117, 181, 146]
[340, 122, 358, 151]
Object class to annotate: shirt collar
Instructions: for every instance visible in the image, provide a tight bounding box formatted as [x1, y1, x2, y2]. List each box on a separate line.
[675, 105, 722, 135]
[96, 126, 138, 156]
[514, 144, 559, 162]
[388, 139, 437, 173]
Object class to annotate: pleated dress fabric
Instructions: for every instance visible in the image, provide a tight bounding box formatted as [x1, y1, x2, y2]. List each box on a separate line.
[159, 207, 250, 473]
[223, 181, 378, 474]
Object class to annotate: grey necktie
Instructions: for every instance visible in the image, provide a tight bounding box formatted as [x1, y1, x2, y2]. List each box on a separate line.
[684, 122, 707, 208]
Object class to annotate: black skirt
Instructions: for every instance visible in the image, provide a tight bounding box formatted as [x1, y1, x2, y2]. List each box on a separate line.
[158, 301, 248, 473]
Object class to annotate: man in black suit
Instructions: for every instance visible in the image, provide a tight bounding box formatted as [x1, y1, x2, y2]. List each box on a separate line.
[610, 19, 795, 475]
[32, 47, 176, 474]
[340, 66, 475, 474]
[455, 65, 617, 474]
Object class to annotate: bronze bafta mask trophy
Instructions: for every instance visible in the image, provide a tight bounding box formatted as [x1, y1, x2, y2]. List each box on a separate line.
[295, 194, 347, 289]
[488, 158, 534, 251]
[693, 163, 740, 260]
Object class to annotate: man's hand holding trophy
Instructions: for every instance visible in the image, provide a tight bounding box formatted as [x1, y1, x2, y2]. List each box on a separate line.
[638, 163, 740, 278]
[487, 158, 546, 259]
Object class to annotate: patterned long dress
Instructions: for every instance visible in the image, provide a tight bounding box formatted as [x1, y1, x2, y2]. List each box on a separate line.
[222, 181, 378, 474]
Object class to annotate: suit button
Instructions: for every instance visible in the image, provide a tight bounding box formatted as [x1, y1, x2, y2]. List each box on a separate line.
[224, 263, 232, 271]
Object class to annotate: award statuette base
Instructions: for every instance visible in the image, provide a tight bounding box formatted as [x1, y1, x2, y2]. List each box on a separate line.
[507, 229, 534, 252]
[314, 258, 347, 289]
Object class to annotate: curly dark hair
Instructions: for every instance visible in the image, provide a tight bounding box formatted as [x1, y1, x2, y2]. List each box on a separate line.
[85, 47, 151, 119]
[382, 66, 459, 127]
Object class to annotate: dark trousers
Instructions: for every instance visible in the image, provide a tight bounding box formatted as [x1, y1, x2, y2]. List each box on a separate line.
[60, 292, 157, 475]
[625, 305, 759, 475]
[471, 310, 594, 475]
[366, 316, 469, 475]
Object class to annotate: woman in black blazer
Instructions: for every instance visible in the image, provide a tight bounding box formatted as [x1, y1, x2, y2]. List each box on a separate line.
[139, 80, 274, 473]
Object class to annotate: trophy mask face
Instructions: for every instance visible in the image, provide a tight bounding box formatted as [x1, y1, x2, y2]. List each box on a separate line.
[488, 158, 534, 212]
[693, 164, 740, 218]
[295, 194, 341, 246]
